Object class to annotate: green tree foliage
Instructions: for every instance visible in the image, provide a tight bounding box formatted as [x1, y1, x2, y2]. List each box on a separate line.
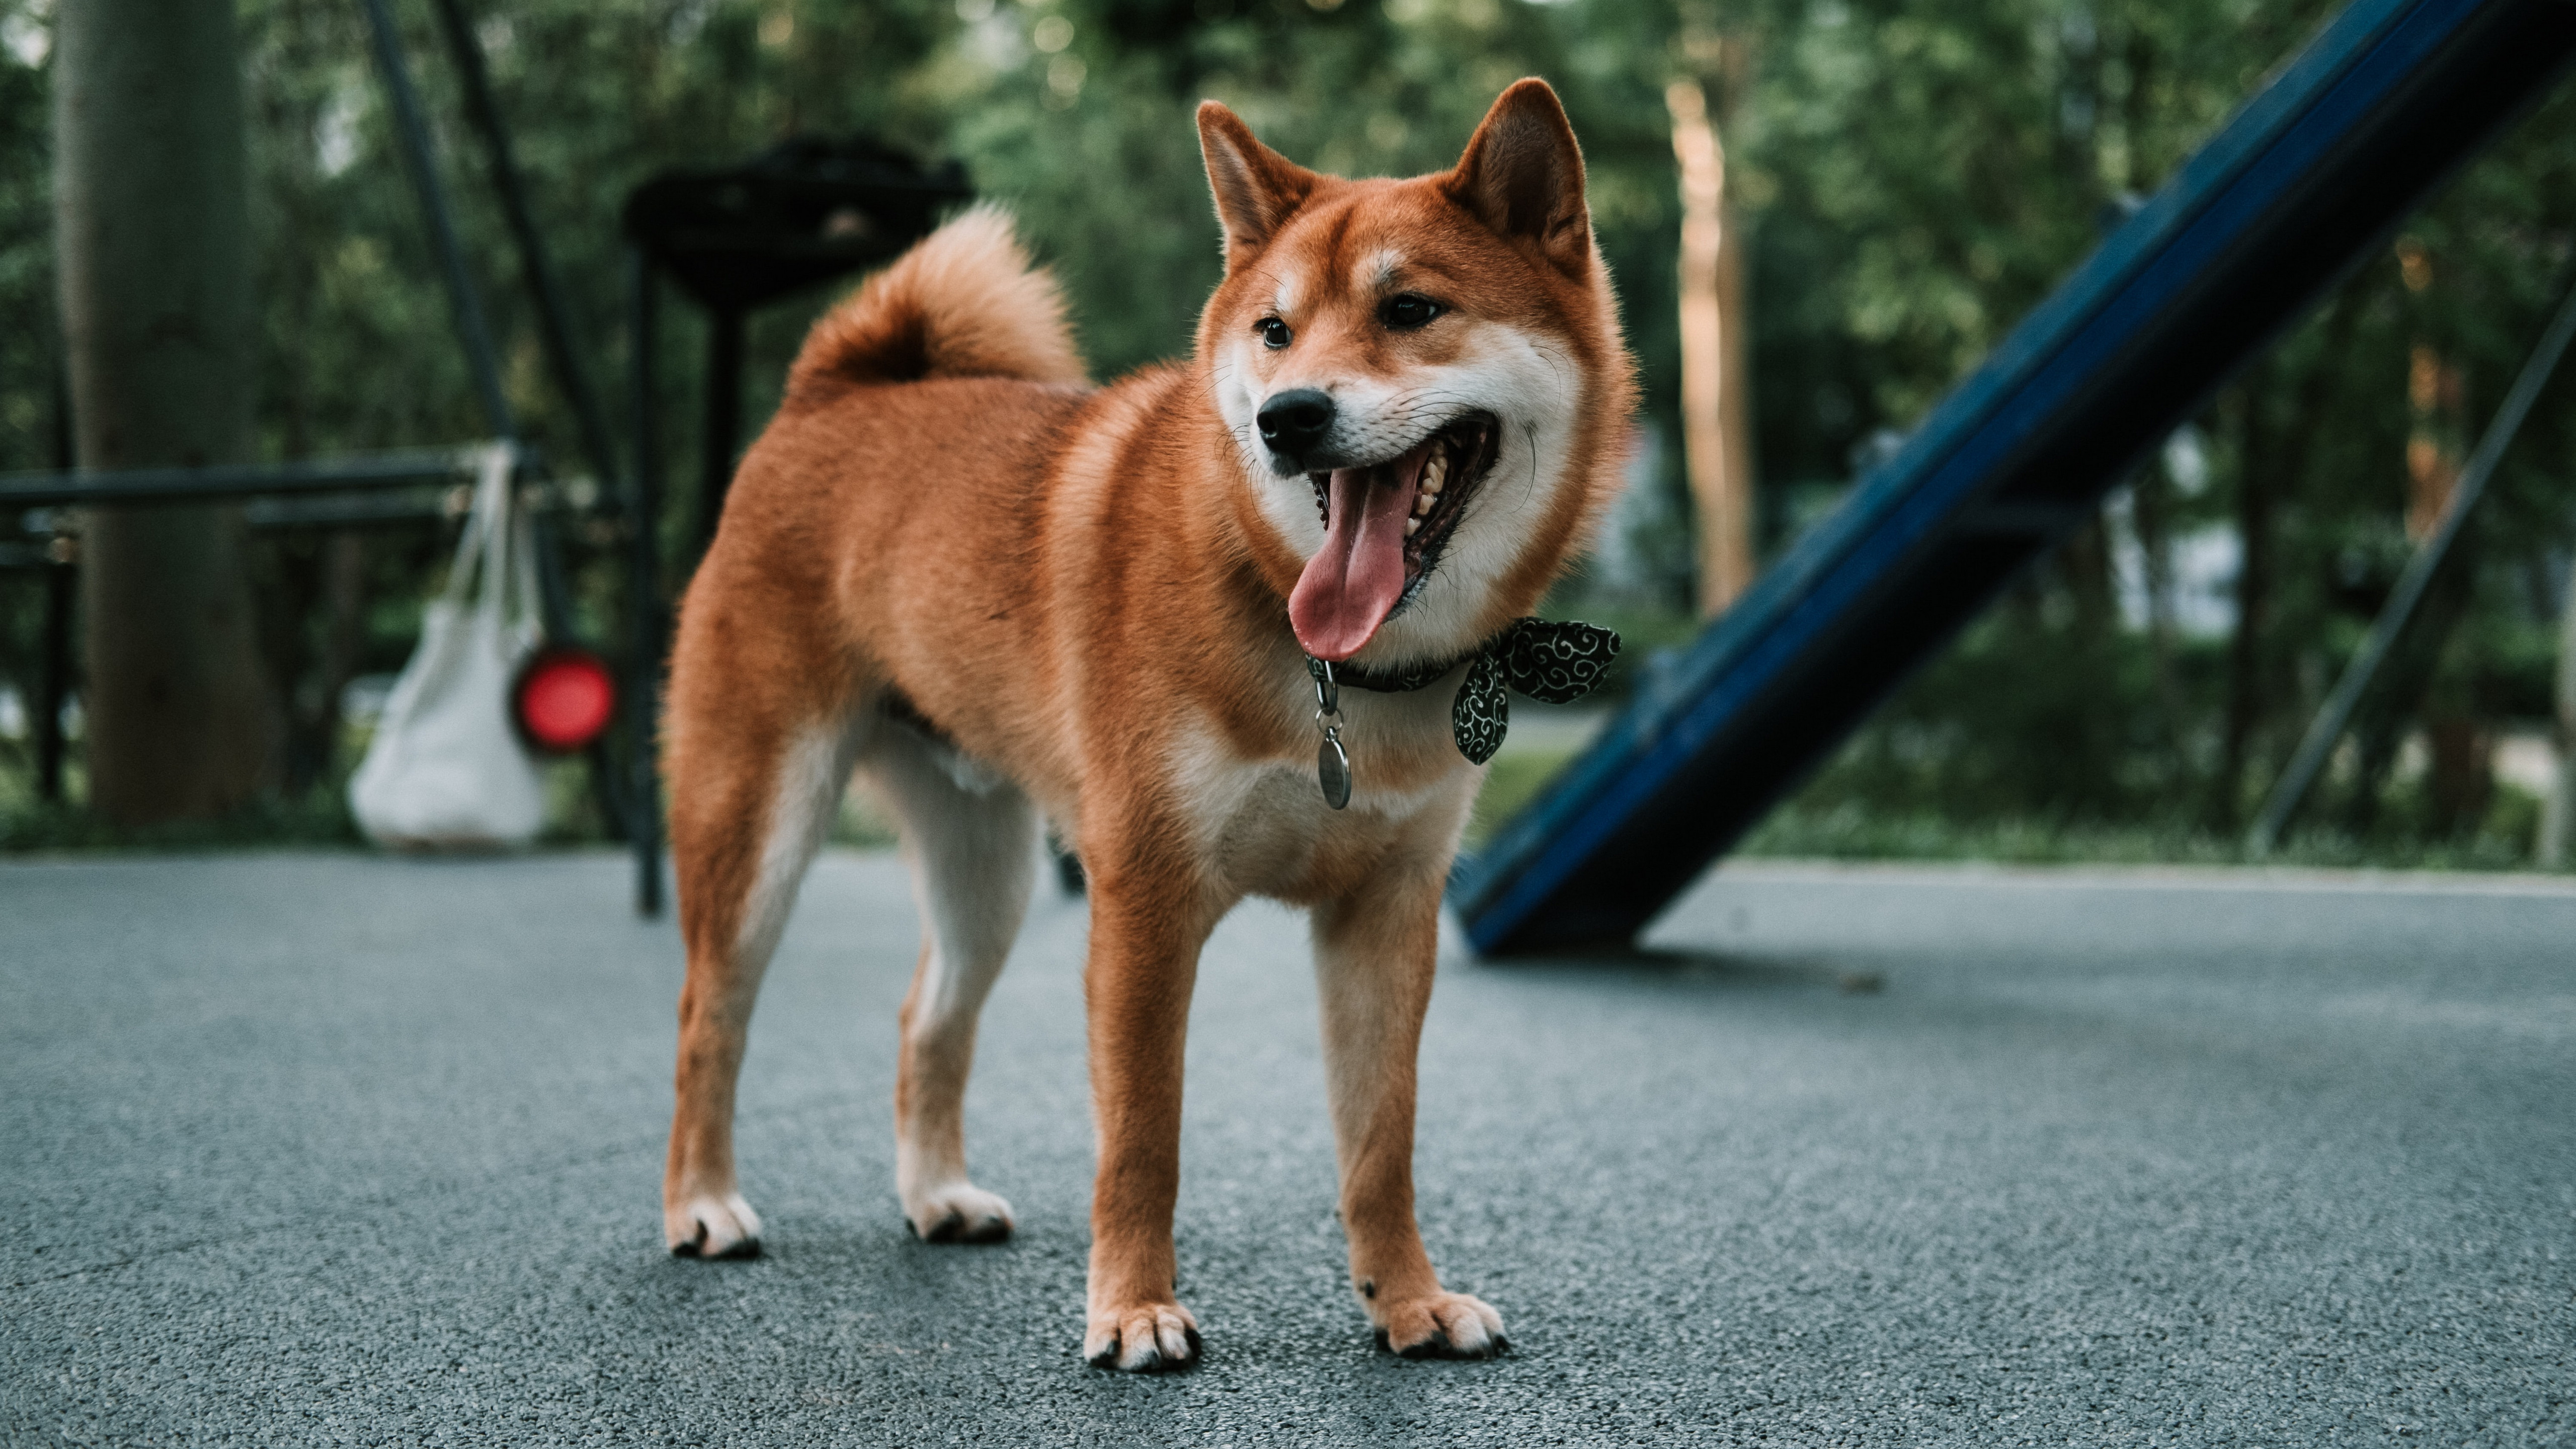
[0, 0, 2569, 857]
[1725, 0, 2576, 856]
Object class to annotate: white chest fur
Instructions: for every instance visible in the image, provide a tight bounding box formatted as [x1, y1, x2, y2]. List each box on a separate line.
[1165, 686, 1477, 897]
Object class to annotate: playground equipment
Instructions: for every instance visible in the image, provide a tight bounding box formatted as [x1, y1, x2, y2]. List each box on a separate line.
[2246, 270, 2576, 852]
[0, 445, 552, 803]
[620, 141, 973, 913]
[8, 1, 969, 862]
[1453, 0, 2576, 955]
[5, 0, 624, 821]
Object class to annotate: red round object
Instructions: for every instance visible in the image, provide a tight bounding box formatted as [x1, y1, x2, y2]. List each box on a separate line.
[514, 648, 617, 753]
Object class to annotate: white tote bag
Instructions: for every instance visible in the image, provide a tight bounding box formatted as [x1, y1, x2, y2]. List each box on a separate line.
[349, 445, 549, 849]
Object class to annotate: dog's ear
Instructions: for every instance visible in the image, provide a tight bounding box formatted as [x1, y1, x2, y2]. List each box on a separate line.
[1198, 101, 1318, 271]
[1446, 78, 1591, 278]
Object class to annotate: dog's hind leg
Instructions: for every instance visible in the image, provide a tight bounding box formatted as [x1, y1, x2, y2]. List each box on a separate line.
[860, 725, 1038, 1243]
[663, 700, 866, 1259]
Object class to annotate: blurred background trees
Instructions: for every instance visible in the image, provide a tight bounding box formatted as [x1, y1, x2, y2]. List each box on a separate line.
[0, 0, 2570, 861]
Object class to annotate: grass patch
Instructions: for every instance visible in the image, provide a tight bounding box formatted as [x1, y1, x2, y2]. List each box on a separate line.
[0, 736, 618, 853]
[1740, 795, 2557, 873]
[833, 779, 900, 848]
[9, 695, 2558, 877]
[0, 786, 365, 853]
[1464, 747, 2563, 875]
[1466, 748, 1580, 846]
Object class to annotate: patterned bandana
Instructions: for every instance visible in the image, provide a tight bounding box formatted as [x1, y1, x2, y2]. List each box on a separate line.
[1304, 618, 1622, 765]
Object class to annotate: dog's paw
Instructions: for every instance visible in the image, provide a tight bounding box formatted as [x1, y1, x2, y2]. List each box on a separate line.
[903, 1182, 1015, 1244]
[666, 1191, 764, 1259]
[1083, 1300, 1201, 1373]
[1373, 1291, 1506, 1359]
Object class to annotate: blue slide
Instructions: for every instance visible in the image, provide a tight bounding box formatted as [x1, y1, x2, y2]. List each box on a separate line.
[1453, 0, 2576, 955]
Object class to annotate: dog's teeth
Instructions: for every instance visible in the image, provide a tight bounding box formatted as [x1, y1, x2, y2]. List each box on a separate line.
[1426, 455, 1447, 484]
[1414, 493, 1436, 517]
[1404, 516, 1421, 537]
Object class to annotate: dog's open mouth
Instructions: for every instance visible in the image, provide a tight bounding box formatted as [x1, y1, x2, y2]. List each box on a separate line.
[1288, 412, 1501, 662]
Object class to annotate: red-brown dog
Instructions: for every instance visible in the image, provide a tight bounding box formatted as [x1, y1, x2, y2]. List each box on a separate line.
[661, 78, 1636, 1370]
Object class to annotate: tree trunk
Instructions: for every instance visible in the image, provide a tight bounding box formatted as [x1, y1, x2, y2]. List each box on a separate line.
[2129, 465, 2188, 755]
[1670, 49, 1758, 620]
[2541, 554, 2576, 867]
[2212, 303, 2355, 829]
[1715, 192, 1756, 595]
[53, 0, 276, 823]
[2342, 545, 2477, 834]
[2212, 384, 2275, 828]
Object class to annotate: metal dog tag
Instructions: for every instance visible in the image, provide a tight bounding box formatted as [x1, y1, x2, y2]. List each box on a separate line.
[1310, 660, 1352, 809]
[1317, 728, 1352, 810]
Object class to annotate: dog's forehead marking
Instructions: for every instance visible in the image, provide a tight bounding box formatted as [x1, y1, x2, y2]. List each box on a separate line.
[1270, 272, 1303, 317]
[1357, 247, 1405, 291]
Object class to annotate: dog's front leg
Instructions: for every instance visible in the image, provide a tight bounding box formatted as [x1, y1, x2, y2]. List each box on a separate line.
[1080, 863, 1219, 1372]
[1314, 867, 1506, 1358]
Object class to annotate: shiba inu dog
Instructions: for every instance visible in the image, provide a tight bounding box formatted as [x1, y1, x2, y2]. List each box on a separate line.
[659, 78, 1636, 1371]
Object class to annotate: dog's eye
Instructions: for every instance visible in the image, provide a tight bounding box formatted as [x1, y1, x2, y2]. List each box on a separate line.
[1379, 293, 1444, 330]
[1256, 317, 1293, 350]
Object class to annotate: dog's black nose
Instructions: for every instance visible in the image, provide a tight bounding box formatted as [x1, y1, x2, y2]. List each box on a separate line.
[1257, 389, 1336, 460]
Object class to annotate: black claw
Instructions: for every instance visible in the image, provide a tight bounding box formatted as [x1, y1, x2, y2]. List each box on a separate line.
[914, 1209, 1010, 1245]
[672, 1221, 758, 1260]
[1089, 1339, 1165, 1374]
[1087, 1333, 1200, 1374]
[1380, 1325, 1504, 1360]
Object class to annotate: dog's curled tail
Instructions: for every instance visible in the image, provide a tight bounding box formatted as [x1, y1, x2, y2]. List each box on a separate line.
[785, 204, 1085, 405]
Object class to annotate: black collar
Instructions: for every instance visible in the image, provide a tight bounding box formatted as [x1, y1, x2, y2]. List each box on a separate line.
[1304, 617, 1620, 764]
[1306, 648, 1474, 695]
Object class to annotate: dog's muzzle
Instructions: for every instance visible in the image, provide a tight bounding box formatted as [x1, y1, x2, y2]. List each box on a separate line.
[1257, 388, 1336, 471]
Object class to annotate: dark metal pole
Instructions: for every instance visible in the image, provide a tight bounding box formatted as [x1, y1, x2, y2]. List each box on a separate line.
[37, 546, 74, 802]
[419, 0, 649, 842]
[693, 306, 745, 561]
[629, 249, 666, 917]
[357, 0, 515, 444]
[2246, 269, 2576, 855]
[37, 369, 73, 803]
[421, 0, 616, 487]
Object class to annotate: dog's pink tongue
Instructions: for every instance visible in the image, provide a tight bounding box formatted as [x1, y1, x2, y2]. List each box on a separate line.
[1291, 464, 1416, 662]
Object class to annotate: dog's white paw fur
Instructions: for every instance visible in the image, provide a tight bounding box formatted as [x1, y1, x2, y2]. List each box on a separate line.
[903, 1181, 1015, 1244]
[1374, 1291, 1506, 1358]
[1084, 1300, 1201, 1373]
[667, 1191, 764, 1259]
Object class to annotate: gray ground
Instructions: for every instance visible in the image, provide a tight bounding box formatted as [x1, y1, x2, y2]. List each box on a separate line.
[5, 850, 2571, 1446]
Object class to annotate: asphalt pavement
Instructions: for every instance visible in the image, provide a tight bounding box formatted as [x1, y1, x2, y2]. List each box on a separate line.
[5, 850, 2571, 1446]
